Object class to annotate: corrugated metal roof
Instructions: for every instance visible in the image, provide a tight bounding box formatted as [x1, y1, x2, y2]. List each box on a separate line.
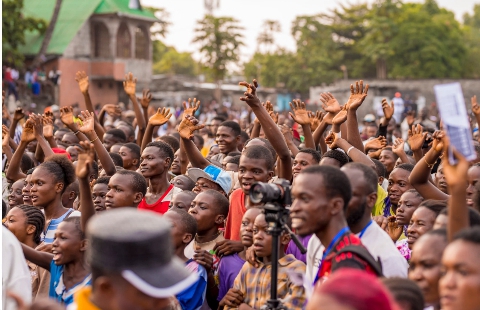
[19, 0, 157, 56]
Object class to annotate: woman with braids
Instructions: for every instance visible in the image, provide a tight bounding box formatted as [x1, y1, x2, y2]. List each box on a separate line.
[4, 204, 46, 298]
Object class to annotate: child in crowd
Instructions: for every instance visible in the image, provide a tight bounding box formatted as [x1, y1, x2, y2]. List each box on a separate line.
[217, 207, 262, 303]
[169, 190, 197, 211]
[4, 204, 46, 298]
[91, 176, 110, 212]
[221, 213, 306, 309]
[20, 217, 91, 306]
[164, 209, 208, 310]
[105, 170, 147, 209]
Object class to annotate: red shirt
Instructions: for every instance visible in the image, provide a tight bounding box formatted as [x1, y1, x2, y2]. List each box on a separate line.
[224, 188, 246, 241]
[138, 184, 174, 214]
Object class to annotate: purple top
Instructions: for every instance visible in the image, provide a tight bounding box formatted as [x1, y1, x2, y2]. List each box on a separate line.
[217, 253, 245, 302]
[285, 234, 312, 264]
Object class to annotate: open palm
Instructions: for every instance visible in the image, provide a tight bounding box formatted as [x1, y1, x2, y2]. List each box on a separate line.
[289, 100, 310, 125]
[123, 72, 137, 96]
[21, 121, 36, 142]
[140, 89, 152, 108]
[346, 80, 369, 110]
[407, 124, 427, 152]
[78, 111, 95, 133]
[332, 107, 348, 126]
[149, 107, 172, 126]
[178, 115, 204, 140]
[75, 141, 95, 179]
[60, 107, 75, 126]
[382, 98, 394, 120]
[75, 71, 89, 94]
[320, 93, 341, 114]
[183, 98, 200, 118]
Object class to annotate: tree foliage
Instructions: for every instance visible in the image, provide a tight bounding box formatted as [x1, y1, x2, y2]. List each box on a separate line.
[2, 0, 46, 67]
[152, 40, 197, 76]
[193, 14, 244, 82]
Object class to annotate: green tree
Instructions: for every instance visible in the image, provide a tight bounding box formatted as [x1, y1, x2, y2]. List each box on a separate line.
[257, 20, 281, 52]
[193, 14, 244, 101]
[2, 0, 46, 67]
[463, 4, 480, 78]
[152, 40, 197, 76]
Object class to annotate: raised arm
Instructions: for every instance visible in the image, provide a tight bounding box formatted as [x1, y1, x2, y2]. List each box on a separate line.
[409, 131, 449, 200]
[289, 100, 315, 149]
[239, 79, 292, 180]
[6, 121, 36, 181]
[30, 114, 54, 160]
[179, 115, 209, 169]
[442, 138, 469, 242]
[279, 124, 299, 157]
[21, 243, 53, 271]
[59, 106, 89, 143]
[407, 124, 427, 163]
[378, 98, 394, 138]
[325, 131, 375, 169]
[392, 138, 410, 164]
[141, 107, 173, 152]
[75, 141, 96, 231]
[345, 80, 369, 153]
[9, 108, 25, 139]
[124, 73, 146, 144]
[139, 89, 152, 126]
[78, 111, 116, 176]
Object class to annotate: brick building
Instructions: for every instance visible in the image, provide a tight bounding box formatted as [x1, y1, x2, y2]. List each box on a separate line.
[20, 0, 158, 108]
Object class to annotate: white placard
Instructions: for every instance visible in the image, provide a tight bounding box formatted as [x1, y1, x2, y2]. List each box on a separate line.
[434, 82, 476, 163]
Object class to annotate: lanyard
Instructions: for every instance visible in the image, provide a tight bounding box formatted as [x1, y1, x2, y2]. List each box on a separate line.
[313, 226, 350, 285]
[358, 220, 373, 239]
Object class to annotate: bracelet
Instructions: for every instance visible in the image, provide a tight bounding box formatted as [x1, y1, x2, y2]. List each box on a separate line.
[74, 131, 80, 135]
[346, 146, 355, 157]
[424, 158, 434, 169]
[90, 137, 99, 143]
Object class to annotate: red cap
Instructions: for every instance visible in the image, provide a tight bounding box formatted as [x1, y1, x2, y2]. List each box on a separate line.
[52, 148, 71, 160]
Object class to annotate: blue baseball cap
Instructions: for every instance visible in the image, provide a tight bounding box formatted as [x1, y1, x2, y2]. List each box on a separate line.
[187, 165, 232, 194]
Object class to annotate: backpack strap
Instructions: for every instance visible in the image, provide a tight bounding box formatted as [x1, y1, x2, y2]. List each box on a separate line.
[336, 245, 383, 277]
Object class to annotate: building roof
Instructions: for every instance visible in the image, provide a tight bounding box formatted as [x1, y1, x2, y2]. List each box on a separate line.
[19, 0, 158, 56]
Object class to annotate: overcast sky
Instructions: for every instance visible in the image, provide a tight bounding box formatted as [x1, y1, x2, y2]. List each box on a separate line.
[142, 0, 478, 64]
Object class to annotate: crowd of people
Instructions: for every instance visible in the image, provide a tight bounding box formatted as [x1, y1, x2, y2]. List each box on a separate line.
[2, 72, 480, 310]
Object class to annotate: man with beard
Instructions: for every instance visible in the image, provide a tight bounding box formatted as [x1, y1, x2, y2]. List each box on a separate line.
[340, 163, 408, 277]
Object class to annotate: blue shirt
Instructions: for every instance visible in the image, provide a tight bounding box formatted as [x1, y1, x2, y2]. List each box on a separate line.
[49, 261, 92, 306]
[41, 209, 80, 244]
[176, 259, 208, 310]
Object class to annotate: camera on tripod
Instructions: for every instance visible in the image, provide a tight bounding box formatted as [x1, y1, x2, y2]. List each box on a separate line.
[249, 179, 291, 206]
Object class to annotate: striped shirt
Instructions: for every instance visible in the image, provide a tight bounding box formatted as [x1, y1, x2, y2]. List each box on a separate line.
[41, 209, 81, 244]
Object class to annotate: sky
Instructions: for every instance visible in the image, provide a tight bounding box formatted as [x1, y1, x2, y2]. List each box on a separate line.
[142, 0, 478, 65]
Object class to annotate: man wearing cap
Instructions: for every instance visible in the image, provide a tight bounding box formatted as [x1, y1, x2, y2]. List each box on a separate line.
[69, 208, 198, 310]
[188, 165, 232, 197]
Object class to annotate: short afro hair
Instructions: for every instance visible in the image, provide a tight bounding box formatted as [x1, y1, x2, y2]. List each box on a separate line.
[298, 149, 321, 164]
[241, 145, 274, 171]
[342, 162, 378, 194]
[240, 131, 249, 143]
[219, 121, 241, 137]
[63, 216, 85, 239]
[212, 116, 226, 123]
[227, 155, 241, 166]
[94, 176, 111, 186]
[453, 226, 480, 244]
[193, 134, 205, 149]
[381, 147, 399, 160]
[167, 208, 198, 237]
[40, 155, 76, 193]
[300, 165, 352, 210]
[105, 129, 126, 142]
[371, 159, 386, 178]
[109, 153, 124, 167]
[245, 138, 277, 159]
[381, 278, 424, 310]
[396, 163, 414, 173]
[20, 154, 34, 173]
[114, 170, 147, 196]
[122, 142, 141, 160]
[418, 200, 446, 217]
[202, 189, 229, 217]
[158, 135, 180, 153]
[322, 150, 349, 167]
[145, 141, 174, 167]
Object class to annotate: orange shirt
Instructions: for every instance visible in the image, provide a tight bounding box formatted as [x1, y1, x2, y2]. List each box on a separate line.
[224, 188, 246, 241]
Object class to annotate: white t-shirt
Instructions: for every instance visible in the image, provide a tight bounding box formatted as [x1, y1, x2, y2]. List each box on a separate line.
[2, 227, 32, 309]
[306, 222, 408, 282]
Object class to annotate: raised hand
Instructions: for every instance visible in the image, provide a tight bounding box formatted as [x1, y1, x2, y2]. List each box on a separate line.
[269, 110, 279, 124]
[431, 130, 445, 153]
[139, 89, 152, 109]
[386, 216, 403, 242]
[2, 125, 9, 147]
[407, 124, 427, 152]
[325, 131, 341, 149]
[365, 136, 387, 152]
[13, 108, 25, 122]
[75, 141, 95, 179]
[345, 80, 369, 110]
[60, 106, 75, 126]
[123, 72, 137, 97]
[239, 79, 261, 107]
[77, 110, 95, 134]
[392, 138, 405, 156]
[405, 111, 416, 127]
[21, 119, 36, 143]
[279, 124, 293, 141]
[148, 107, 172, 126]
[319, 92, 341, 114]
[441, 135, 469, 188]
[42, 114, 54, 138]
[309, 110, 324, 132]
[264, 100, 274, 113]
[29, 114, 44, 138]
[182, 98, 200, 118]
[382, 98, 394, 120]
[289, 99, 310, 125]
[75, 71, 89, 94]
[103, 104, 122, 117]
[178, 114, 205, 140]
[332, 106, 348, 126]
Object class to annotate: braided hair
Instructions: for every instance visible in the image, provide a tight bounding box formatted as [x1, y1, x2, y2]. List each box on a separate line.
[16, 205, 46, 245]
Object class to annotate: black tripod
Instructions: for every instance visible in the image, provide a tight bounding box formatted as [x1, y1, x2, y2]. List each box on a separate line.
[261, 202, 307, 310]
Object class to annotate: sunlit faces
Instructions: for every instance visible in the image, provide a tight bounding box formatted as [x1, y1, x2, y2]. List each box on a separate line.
[396, 191, 423, 226]
[292, 152, 317, 179]
[215, 126, 239, 154]
[387, 168, 413, 206]
[4, 207, 32, 244]
[240, 208, 262, 248]
[379, 149, 396, 175]
[238, 156, 273, 194]
[118, 146, 138, 170]
[169, 191, 196, 212]
[466, 166, 480, 207]
[22, 174, 33, 205]
[407, 206, 438, 250]
[8, 179, 24, 208]
[92, 182, 108, 212]
[51, 221, 86, 266]
[30, 166, 63, 208]
[409, 233, 447, 307]
[439, 239, 480, 310]
[105, 174, 143, 209]
[139, 146, 170, 178]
